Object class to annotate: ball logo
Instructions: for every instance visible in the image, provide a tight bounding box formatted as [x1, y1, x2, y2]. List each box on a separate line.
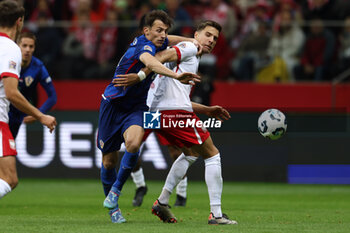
[143, 110, 161, 129]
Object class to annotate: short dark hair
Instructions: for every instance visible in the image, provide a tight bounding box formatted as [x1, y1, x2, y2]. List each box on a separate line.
[18, 31, 36, 44]
[196, 20, 222, 33]
[144, 10, 173, 29]
[0, 0, 25, 28]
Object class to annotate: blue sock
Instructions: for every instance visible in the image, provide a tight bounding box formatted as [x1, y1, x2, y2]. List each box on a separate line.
[112, 150, 140, 191]
[101, 163, 116, 196]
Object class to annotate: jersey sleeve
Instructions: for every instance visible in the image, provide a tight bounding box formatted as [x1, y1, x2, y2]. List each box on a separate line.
[38, 64, 57, 113]
[172, 42, 198, 63]
[134, 41, 157, 60]
[0, 45, 21, 80]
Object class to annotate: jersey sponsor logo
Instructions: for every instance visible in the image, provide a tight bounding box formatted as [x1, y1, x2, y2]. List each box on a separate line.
[9, 61, 17, 70]
[9, 139, 16, 150]
[46, 76, 52, 83]
[25, 76, 34, 87]
[143, 45, 153, 52]
[143, 110, 161, 129]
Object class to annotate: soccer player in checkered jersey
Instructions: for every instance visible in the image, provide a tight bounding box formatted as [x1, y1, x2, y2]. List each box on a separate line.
[0, 0, 56, 200]
[114, 20, 237, 225]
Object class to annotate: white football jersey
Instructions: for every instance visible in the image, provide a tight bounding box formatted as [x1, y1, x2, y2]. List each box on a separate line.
[147, 41, 199, 112]
[0, 33, 21, 123]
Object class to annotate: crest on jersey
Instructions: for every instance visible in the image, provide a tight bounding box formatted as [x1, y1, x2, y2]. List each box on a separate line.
[99, 140, 104, 149]
[25, 76, 34, 87]
[143, 45, 153, 52]
[9, 61, 17, 70]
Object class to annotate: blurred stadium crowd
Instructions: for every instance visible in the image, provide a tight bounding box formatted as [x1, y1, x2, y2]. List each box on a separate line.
[18, 0, 350, 84]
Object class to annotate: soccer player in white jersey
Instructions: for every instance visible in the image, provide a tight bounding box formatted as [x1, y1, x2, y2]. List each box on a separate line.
[114, 20, 237, 225]
[0, 0, 56, 200]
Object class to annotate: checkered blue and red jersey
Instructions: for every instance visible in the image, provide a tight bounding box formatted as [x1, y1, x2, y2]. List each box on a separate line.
[102, 34, 168, 108]
[9, 56, 57, 120]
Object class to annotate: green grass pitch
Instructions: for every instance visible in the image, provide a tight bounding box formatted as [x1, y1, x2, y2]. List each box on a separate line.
[1, 179, 350, 233]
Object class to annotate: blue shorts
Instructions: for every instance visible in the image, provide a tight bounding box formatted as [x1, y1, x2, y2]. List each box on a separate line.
[97, 98, 148, 153]
[8, 110, 25, 138]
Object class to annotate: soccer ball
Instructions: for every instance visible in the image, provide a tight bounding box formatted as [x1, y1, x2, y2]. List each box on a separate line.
[258, 109, 287, 140]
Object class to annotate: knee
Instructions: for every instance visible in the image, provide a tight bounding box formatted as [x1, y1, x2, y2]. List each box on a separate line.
[4, 175, 18, 190]
[102, 157, 117, 170]
[169, 146, 182, 161]
[10, 177, 18, 189]
[125, 140, 141, 153]
[212, 146, 219, 155]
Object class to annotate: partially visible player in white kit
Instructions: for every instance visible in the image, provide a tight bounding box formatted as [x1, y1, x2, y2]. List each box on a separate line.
[115, 20, 237, 225]
[0, 0, 56, 200]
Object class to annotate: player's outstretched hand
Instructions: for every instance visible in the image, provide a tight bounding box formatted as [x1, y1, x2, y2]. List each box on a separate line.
[176, 72, 201, 85]
[207, 105, 231, 121]
[23, 115, 36, 124]
[112, 73, 141, 87]
[39, 114, 57, 133]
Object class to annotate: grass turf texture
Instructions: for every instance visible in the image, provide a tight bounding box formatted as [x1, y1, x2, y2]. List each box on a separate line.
[1, 179, 350, 233]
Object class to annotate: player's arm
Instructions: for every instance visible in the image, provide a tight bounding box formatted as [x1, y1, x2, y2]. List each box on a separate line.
[112, 48, 180, 87]
[167, 35, 202, 54]
[154, 47, 178, 63]
[139, 52, 179, 78]
[136, 52, 200, 85]
[3, 77, 56, 132]
[114, 40, 200, 87]
[23, 77, 57, 124]
[192, 102, 231, 121]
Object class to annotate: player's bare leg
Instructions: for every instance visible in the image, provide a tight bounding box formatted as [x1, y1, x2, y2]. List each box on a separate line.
[131, 158, 147, 207]
[191, 136, 237, 225]
[0, 156, 18, 199]
[123, 125, 144, 153]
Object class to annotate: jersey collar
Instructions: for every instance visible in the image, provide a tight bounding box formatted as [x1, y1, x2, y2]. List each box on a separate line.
[0, 32, 10, 39]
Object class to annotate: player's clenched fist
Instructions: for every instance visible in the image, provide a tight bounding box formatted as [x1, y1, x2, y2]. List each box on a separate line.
[38, 114, 57, 133]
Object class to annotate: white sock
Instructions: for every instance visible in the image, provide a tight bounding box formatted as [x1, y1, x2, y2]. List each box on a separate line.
[176, 176, 187, 198]
[0, 178, 12, 199]
[159, 153, 197, 204]
[158, 188, 171, 205]
[204, 154, 222, 218]
[131, 167, 146, 188]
